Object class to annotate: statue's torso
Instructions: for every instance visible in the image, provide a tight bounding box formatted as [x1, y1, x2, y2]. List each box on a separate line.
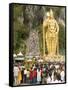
[48, 19, 56, 32]
[46, 19, 57, 38]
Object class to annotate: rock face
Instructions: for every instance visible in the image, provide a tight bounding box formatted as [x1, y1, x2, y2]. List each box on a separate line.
[26, 30, 40, 56]
[14, 5, 65, 55]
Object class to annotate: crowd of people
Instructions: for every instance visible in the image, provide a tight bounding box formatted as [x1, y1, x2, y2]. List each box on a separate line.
[13, 61, 65, 86]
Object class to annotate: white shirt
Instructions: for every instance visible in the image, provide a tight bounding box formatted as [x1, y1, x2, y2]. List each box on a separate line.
[55, 65, 59, 69]
[24, 69, 27, 75]
[27, 71, 30, 77]
[37, 70, 41, 82]
[14, 66, 19, 77]
[60, 70, 65, 81]
[47, 76, 51, 83]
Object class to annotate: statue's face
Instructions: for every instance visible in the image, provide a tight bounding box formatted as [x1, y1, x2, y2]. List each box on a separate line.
[49, 16, 51, 19]
[47, 16, 51, 19]
[48, 15, 54, 20]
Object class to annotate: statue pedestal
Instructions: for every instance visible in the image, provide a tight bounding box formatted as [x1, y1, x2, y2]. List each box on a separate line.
[44, 55, 65, 62]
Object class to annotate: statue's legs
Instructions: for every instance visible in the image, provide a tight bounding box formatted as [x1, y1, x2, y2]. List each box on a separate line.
[46, 36, 57, 56]
[51, 37, 57, 55]
[46, 32, 58, 57]
[46, 37, 52, 55]
[46, 32, 51, 55]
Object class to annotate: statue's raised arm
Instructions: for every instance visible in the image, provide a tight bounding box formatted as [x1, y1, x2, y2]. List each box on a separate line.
[55, 20, 59, 34]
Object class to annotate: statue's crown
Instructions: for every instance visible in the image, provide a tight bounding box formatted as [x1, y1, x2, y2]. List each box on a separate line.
[50, 9, 54, 17]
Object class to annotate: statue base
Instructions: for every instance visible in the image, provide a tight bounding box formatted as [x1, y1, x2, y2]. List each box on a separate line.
[43, 54, 65, 62]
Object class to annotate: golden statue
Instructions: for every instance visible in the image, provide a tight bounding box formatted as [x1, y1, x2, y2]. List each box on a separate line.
[43, 9, 59, 57]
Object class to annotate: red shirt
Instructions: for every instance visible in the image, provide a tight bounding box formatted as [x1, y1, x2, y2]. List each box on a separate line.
[33, 70, 37, 78]
[30, 70, 33, 80]
[40, 68, 43, 76]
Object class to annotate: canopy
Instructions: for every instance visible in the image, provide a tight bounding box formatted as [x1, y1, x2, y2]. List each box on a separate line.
[26, 59, 32, 62]
[13, 54, 17, 57]
[25, 55, 33, 59]
[17, 52, 23, 56]
[15, 57, 24, 60]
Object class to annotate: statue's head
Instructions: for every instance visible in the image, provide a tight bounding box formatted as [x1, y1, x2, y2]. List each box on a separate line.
[46, 9, 54, 19]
